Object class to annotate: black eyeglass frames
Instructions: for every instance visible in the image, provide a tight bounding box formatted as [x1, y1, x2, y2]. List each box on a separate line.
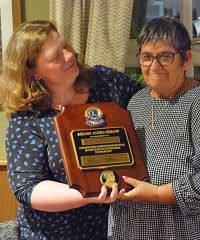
[136, 51, 180, 67]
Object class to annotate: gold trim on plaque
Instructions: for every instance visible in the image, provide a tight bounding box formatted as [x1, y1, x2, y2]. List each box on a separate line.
[70, 127, 134, 170]
[0, 157, 7, 166]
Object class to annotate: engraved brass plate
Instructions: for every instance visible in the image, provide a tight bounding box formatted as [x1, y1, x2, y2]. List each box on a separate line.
[70, 127, 134, 170]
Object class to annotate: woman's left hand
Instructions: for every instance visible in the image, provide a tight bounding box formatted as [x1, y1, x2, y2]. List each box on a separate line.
[118, 176, 159, 203]
[98, 183, 119, 204]
[87, 183, 119, 204]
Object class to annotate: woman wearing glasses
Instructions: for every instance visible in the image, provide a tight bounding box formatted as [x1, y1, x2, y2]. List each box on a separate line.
[108, 17, 200, 239]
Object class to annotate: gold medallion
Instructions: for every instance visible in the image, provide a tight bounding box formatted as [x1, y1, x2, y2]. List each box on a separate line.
[100, 170, 119, 188]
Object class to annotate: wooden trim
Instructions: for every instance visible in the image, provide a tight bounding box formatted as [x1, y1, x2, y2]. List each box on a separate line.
[12, 0, 21, 31]
[0, 158, 7, 166]
[0, 164, 18, 222]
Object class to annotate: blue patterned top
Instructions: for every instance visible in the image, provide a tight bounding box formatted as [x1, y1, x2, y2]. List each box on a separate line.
[6, 65, 142, 240]
[108, 84, 200, 240]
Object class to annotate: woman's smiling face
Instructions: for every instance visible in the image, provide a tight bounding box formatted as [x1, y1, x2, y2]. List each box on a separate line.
[35, 30, 79, 93]
[140, 40, 191, 98]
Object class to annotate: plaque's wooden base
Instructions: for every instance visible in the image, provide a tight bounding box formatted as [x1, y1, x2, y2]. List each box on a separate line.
[54, 102, 148, 197]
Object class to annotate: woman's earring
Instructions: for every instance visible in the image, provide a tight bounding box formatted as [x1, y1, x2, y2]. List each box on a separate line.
[35, 74, 41, 81]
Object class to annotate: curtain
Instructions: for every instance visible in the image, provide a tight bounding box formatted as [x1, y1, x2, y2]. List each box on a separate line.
[50, 0, 134, 72]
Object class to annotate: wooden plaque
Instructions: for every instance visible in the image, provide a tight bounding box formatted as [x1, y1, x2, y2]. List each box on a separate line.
[54, 102, 148, 197]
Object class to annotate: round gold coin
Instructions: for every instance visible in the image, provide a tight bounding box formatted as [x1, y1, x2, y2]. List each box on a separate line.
[100, 170, 119, 188]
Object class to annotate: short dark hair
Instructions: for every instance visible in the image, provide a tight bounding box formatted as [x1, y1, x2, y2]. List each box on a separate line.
[137, 17, 191, 61]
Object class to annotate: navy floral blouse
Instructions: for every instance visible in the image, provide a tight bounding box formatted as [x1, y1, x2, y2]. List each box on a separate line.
[6, 65, 142, 240]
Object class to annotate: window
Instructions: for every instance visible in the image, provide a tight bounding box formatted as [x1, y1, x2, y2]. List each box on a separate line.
[193, 0, 200, 37]
[126, 0, 200, 80]
[130, 0, 180, 39]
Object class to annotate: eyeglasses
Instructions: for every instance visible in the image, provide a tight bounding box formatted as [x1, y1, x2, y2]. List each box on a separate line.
[137, 52, 179, 67]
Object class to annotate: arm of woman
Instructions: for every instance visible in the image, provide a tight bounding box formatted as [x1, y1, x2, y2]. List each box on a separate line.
[31, 180, 118, 212]
[6, 112, 118, 212]
[91, 65, 144, 109]
[119, 90, 200, 214]
[118, 176, 176, 204]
